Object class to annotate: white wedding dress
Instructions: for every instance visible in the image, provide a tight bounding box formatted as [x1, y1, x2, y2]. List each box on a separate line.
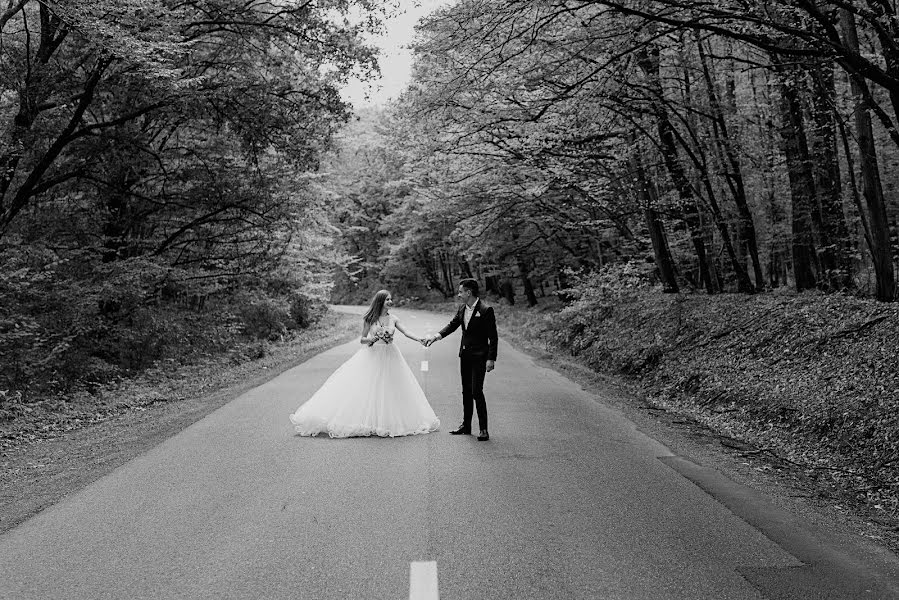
[289, 315, 440, 438]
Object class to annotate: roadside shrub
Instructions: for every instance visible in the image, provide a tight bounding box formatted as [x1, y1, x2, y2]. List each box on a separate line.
[288, 292, 322, 329]
[236, 294, 289, 340]
[550, 262, 658, 370]
[0, 246, 102, 394]
[558, 261, 655, 302]
[96, 308, 182, 371]
[0, 389, 24, 421]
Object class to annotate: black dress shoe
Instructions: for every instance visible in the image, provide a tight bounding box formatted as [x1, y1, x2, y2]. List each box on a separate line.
[449, 425, 471, 435]
[477, 431, 489, 441]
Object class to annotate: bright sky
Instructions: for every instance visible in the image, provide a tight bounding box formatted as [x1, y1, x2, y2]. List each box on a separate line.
[340, 0, 455, 109]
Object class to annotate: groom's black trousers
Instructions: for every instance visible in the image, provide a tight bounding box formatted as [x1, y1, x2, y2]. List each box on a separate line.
[460, 353, 488, 431]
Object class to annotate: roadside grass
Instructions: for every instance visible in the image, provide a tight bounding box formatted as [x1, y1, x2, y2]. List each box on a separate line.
[490, 289, 899, 549]
[0, 308, 359, 534]
[1, 309, 360, 452]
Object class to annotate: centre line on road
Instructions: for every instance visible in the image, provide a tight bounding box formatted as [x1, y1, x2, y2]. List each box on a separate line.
[409, 561, 439, 600]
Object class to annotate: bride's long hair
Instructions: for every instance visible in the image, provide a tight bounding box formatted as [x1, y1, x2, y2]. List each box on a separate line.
[363, 290, 390, 327]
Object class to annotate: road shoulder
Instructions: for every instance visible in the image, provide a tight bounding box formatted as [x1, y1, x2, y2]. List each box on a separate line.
[0, 310, 359, 535]
[499, 326, 899, 564]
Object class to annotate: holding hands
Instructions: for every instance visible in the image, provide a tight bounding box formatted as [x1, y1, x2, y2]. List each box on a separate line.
[421, 334, 439, 347]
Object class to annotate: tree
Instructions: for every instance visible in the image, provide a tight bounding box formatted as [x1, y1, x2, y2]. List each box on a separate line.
[381, 0, 898, 300]
[0, 0, 390, 396]
[581, 0, 897, 299]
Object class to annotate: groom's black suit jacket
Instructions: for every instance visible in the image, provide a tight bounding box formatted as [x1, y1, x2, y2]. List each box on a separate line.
[439, 299, 498, 361]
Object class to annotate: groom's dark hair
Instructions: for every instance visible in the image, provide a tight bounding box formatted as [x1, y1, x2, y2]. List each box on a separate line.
[459, 278, 479, 297]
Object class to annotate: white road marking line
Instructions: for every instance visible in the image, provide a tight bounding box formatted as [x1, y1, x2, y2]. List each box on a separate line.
[409, 561, 439, 600]
[420, 360, 429, 372]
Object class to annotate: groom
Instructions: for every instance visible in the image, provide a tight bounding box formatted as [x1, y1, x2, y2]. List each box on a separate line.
[424, 279, 498, 441]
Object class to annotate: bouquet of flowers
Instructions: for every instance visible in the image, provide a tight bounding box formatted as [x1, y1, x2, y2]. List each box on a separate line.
[371, 325, 394, 345]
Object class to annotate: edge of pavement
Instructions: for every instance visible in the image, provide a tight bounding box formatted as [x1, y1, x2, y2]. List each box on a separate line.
[504, 327, 899, 600]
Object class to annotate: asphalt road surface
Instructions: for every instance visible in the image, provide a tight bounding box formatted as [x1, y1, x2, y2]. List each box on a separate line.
[1, 307, 897, 599]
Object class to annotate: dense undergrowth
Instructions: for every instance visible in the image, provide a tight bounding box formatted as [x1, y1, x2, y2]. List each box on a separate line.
[498, 267, 899, 519]
[0, 246, 325, 409]
[0, 308, 359, 451]
[0, 247, 343, 446]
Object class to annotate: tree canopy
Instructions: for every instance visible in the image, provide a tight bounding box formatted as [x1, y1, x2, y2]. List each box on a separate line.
[327, 0, 899, 305]
[0, 0, 390, 397]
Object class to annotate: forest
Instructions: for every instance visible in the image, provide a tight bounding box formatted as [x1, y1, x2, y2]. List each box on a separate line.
[325, 0, 899, 519]
[0, 0, 384, 405]
[332, 0, 899, 306]
[2, 1, 898, 524]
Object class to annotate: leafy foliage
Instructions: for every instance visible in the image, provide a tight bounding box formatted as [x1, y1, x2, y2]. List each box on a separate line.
[0, 0, 387, 406]
[354, 0, 899, 304]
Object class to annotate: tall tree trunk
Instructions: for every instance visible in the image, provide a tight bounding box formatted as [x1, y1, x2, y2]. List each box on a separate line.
[835, 107, 875, 275]
[636, 45, 714, 293]
[419, 252, 448, 298]
[485, 275, 499, 296]
[440, 251, 454, 296]
[459, 258, 474, 279]
[773, 59, 819, 291]
[630, 148, 679, 292]
[500, 279, 515, 305]
[697, 36, 764, 290]
[517, 256, 538, 306]
[768, 249, 780, 289]
[668, 47, 752, 293]
[645, 206, 680, 293]
[809, 61, 852, 289]
[840, 10, 896, 301]
[670, 121, 753, 293]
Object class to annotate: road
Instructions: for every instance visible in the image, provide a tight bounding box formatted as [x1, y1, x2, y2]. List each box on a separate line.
[0, 307, 897, 599]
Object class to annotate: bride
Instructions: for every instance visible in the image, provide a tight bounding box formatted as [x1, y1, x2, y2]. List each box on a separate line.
[289, 290, 440, 438]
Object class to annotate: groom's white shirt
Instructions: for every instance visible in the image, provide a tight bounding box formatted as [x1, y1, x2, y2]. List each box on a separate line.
[464, 299, 477, 328]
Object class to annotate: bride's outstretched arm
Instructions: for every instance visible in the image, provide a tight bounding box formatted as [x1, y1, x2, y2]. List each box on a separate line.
[394, 319, 422, 343]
